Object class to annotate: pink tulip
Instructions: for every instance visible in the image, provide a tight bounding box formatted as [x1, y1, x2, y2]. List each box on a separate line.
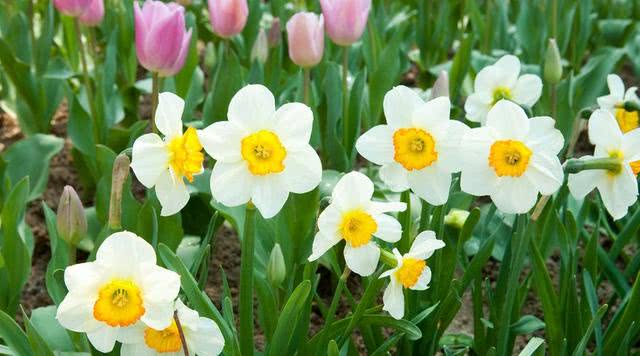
[286, 13, 324, 68]
[79, 0, 104, 26]
[319, 0, 371, 46]
[208, 0, 248, 39]
[134, 0, 192, 77]
[54, 0, 93, 17]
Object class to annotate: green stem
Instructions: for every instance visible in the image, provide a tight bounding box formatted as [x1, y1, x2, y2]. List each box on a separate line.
[151, 72, 160, 133]
[342, 47, 350, 150]
[551, 0, 558, 39]
[399, 190, 412, 253]
[564, 157, 623, 174]
[317, 267, 350, 355]
[68, 244, 76, 266]
[74, 18, 100, 142]
[239, 204, 256, 356]
[380, 249, 398, 268]
[303, 68, 311, 106]
[174, 310, 190, 356]
[550, 84, 557, 124]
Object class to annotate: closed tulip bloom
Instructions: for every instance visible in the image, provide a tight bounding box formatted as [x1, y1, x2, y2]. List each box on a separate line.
[208, 0, 248, 38]
[54, 0, 93, 16]
[287, 13, 324, 68]
[79, 0, 104, 26]
[319, 0, 371, 46]
[135, 0, 192, 77]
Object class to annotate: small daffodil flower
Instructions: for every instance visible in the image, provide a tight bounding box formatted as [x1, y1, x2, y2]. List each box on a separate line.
[380, 231, 445, 319]
[465, 55, 543, 124]
[120, 300, 224, 356]
[597, 74, 640, 133]
[55, 232, 180, 353]
[308, 171, 406, 276]
[199, 84, 322, 219]
[458, 100, 564, 214]
[568, 110, 640, 219]
[131, 92, 204, 216]
[355, 86, 469, 206]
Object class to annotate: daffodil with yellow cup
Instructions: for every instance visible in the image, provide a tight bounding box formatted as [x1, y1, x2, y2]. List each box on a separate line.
[597, 74, 640, 133]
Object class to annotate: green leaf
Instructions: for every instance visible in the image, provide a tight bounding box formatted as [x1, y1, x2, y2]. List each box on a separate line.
[267, 280, 311, 356]
[518, 337, 545, 356]
[449, 34, 473, 101]
[0, 309, 31, 356]
[202, 49, 244, 125]
[20, 308, 53, 356]
[511, 315, 545, 335]
[42, 204, 69, 304]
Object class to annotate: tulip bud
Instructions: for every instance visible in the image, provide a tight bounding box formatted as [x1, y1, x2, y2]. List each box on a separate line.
[430, 71, 450, 99]
[267, 244, 286, 287]
[208, 0, 248, 39]
[251, 29, 269, 64]
[57, 186, 88, 246]
[134, 0, 193, 77]
[268, 18, 282, 48]
[319, 0, 371, 46]
[444, 209, 470, 230]
[78, 0, 104, 27]
[286, 12, 325, 68]
[54, 0, 93, 17]
[544, 38, 562, 85]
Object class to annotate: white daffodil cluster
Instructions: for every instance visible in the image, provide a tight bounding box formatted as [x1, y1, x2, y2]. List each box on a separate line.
[55, 232, 225, 355]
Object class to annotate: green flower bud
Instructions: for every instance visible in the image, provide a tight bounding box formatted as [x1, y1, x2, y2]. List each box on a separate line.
[267, 243, 286, 287]
[544, 38, 562, 84]
[444, 209, 470, 230]
[251, 29, 269, 64]
[56, 185, 87, 246]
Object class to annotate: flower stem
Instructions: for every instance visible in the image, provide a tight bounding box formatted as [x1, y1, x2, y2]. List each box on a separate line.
[68, 245, 76, 266]
[239, 203, 257, 356]
[399, 190, 412, 253]
[151, 72, 160, 134]
[303, 68, 311, 106]
[565, 157, 623, 174]
[317, 267, 350, 354]
[174, 310, 190, 356]
[74, 18, 100, 142]
[342, 47, 350, 151]
[380, 248, 398, 268]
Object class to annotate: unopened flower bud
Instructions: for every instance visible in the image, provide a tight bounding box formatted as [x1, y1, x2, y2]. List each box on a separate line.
[251, 29, 269, 64]
[268, 18, 281, 48]
[444, 209, 470, 230]
[57, 186, 87, 246]
[544, 38, 562, 85]
[267, 243, 286, 287]
[109, 154, 131, 230]
[430, 71, 449, 99]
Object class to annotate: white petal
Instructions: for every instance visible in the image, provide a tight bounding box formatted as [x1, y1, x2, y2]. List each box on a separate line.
[116, 323, 145, 344]
[624, 87, 639, 103]
[526, 153, 564, 195]
[407, 165, 452, 206]
[382, 279, 405, 320]
[410, 266, 432, 291]
[120, 343, 156, 356]
[211, 161, 255, 208]
[383, 86, 424, 129]
[281, 146, 322, 194]
[140, 264, 180, 305]
[63, 262, 104, 294]
[491, 178, 539, 214]
[379, 163, 410, 192]
[512, 74, 543, 107]
[598, 168, 638, 220]
[607, 74, 625, 99]
[460, 163, 498, 197]
[622, 129, 640, 160]
[331, 171, 374, 211]
[130, 134, 169, 188]
[251, 176, 289, 219]
[55, 293, 101, 333]
[155, 170, 190, 216]
[317, 205, 342, 233]
[412, 96, 451, 130]
[344, 242, 380, 277]
[588, 109, 622, 151]
[141, 299, 175, 330]
[228, 84, 276, 131]
[492, 55, 521, 87]
[155, 92, 185, 138]
[96, 231, 156, 273]
[567, 156, 602, 199]
[188, 317, 226, 356]
[464, 92, 492, 124]
[308, 231, 341, 261]
[368, 201, 407, 215]
[373, 214, 402, 243]
[272, 103, 313, 150]
[526, 117, 564, 155]
[435, 120, 470, 173]
[597, 94, 620, 110]
[407, 231, 445, 260]
[355, 125, 395, 165]
[485, 100, 530, 140]
[198, 121, 244, 162]
[86, 326, 117, 353]
[175, 299, 200, 330]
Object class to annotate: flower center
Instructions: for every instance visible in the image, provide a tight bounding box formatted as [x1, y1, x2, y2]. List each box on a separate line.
[395, 257, 426, 288]
[144, 321, 183, 353]
[492, 86, 512, 104]
[489, 140, 532, 177]
[339, 210, 377, 248]
[393, 128, 438, 171]
[606, 150, 625, 176]
[241, 130, 287, 176]
[93, 280, 145, 327]
[168, 127, 204, 183]
[614, 107, 639, 133]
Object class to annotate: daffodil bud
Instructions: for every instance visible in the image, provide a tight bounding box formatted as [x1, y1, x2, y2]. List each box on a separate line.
[430, 71, 449, 99]
[109, 154, 131, 230]
[444, 209, 470, 230]
[251, 29, 269, 64]
[57, 186, 87, 246]
[544, 38, 562, 84]
[267, 243, 286, 287]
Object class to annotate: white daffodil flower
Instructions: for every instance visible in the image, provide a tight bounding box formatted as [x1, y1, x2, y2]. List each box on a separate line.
[597, 74, 640, 133]
[199, 84, 322, 219]
[120, 300, 224, 356]
[308, 171, 406, 276]
[568, 110, 640, 219]
[465, 55, 543, 124]
[131, 92, 204, 216]
[458, 100, 564, 214]
[380, 231, 445, 320]
[355, 86, 469, 206]
[55, 231, 180, 353]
